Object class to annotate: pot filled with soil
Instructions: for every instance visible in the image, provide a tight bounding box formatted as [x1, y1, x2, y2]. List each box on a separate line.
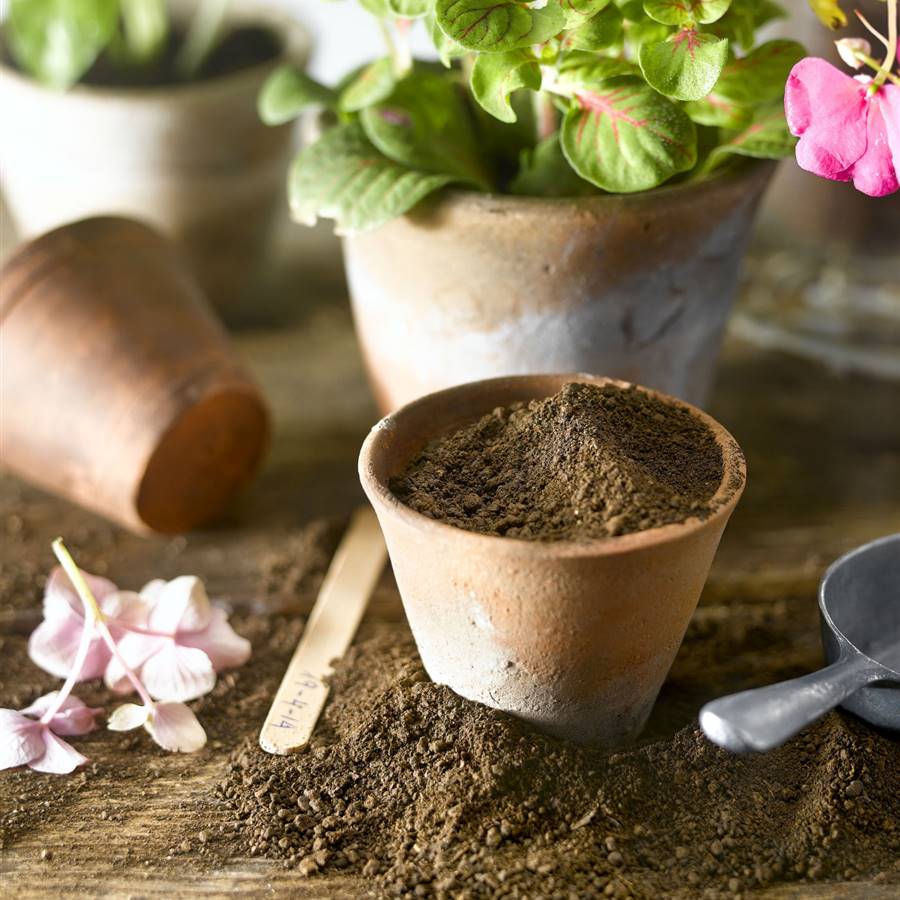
[359, 374, 746, 745]
[0, 0, 310, 323]
[344, 162, 774, 412]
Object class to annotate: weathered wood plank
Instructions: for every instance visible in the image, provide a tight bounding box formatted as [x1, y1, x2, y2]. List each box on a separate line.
[2, 310, 898, 897]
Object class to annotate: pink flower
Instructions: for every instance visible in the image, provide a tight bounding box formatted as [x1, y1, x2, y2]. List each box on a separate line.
[105, 577, 251, 703]
[107, 701, 207, 752]
[785, 58, 900, 197]
[20, 692, 104, 736]
[28, 568, 145, 681]
[0, 693, 101, 774]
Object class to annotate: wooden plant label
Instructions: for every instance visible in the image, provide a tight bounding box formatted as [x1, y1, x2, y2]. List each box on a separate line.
[259, 507, 387, 754]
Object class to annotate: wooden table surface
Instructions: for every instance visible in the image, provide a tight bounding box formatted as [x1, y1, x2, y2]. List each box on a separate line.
[1, 294, 899, 898]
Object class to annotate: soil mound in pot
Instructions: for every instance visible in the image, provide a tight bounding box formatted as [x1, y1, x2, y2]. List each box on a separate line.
[390, 382, 724, 541]
[220, 632, 900, 899]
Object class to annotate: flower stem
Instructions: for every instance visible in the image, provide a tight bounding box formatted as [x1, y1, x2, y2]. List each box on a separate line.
[52, 539, 155, 710]
[40, 595, 95, 724]
[857, 50, 900, 84]
[873, 0, 898, 89]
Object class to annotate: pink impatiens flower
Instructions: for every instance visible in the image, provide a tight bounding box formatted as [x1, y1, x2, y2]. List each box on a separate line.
[104, 577, 251, 703]
[785, 58, 900, 197]
[0, 693, 101, 774]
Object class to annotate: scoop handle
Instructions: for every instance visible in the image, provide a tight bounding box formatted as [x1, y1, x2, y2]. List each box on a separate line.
[699, 654, 878, 752]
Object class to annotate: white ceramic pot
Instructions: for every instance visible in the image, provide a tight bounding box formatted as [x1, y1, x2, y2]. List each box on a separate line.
[0, 1, 310, 322]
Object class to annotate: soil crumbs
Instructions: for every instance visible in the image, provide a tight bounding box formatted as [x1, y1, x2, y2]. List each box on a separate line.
[2, 515, 899, 899]
[391, 382, 727, 541]
[220, 632, 900, 899]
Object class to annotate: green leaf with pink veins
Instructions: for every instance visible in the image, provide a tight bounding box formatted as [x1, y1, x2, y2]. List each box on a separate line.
[288, 122, 462, 234]
[553, 0, 613, 28]
[426, 11, 467, 66]
[683, 91, 752, 128]
[258, 65, 337, 125]
[705, 0, 786, 52]
[643, 0, 732, 26]
[556, 55, 639, 87]
[563, 5, 624, 52]
[711, 40, 804, 105]
[682, 39, 802, 127]
[434, 0, 566, 52]
[470, 49, 542, 123]
[559, 76, 697, 192]
[340, 58, 396, 113]
[360, 71, 491, 187]
[701, 102, 796, 171]
[510, 132, 599, 196]
[639, 28, 729, 100]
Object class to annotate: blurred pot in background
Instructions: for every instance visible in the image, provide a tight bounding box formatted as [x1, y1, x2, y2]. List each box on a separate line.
[740, 0, 900, 380]
[0, 0, 311, 325]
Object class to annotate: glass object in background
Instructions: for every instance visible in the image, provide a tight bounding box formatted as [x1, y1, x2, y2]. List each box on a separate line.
[736, 0, 900, 379]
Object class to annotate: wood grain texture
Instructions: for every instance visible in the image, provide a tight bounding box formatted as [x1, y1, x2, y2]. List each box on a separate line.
[1, 302, 898, 897]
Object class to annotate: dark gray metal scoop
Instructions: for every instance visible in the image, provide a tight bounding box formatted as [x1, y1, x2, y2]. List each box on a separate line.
[701, 533, 900, 752]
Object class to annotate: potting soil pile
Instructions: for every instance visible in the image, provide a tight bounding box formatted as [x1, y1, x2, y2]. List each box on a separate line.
[390, 382, 727, 541]
[220, 631, 900, 899]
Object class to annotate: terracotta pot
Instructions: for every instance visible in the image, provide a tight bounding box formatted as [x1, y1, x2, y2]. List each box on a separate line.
[359, 374, 746, 745]
[0, 1, 310, 324]
[343, 160, 775, 414]
[0, 217, 269, 534]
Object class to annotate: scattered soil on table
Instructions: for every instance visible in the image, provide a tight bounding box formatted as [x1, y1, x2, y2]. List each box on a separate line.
[3, 511, 899, 898]
[0, 518, 337, 862]
[391, 382, 727, 541]
[220, 632, 900, 899]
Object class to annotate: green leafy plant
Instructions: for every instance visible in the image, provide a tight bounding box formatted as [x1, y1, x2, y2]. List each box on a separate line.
[262, 0, 804, 233]
[3, 0, 229, 89]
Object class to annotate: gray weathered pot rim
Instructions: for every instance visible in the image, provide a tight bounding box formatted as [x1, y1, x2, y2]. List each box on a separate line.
[350, 158, 777, 228]
[359, 373, 747, 560]
[0, 0, 310, 103]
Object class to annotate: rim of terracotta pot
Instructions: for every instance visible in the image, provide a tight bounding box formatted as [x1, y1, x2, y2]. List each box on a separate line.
[359, 374, 747, 560]
[367, 157, 776, 225]
[0, 0, 310, 103]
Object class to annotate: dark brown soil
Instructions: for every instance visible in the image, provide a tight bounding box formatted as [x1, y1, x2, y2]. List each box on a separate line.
[218, 631, 900, 899]
[2, 514, 899, 898]
[391, 382, 725, 541]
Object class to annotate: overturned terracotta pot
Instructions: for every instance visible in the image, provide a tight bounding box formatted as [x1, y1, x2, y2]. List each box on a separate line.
[359, 374, 746, 745]
[344, 161, 774, 414]
[0, 217, 269, 534]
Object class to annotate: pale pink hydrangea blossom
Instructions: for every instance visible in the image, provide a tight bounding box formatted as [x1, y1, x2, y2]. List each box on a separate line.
[1, 540, 251, 774]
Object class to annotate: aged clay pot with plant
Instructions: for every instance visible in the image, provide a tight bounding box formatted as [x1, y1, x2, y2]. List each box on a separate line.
[359, 374, 747, 745]
[262, 0, 804, 410]
[0, 0, 310, 322]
